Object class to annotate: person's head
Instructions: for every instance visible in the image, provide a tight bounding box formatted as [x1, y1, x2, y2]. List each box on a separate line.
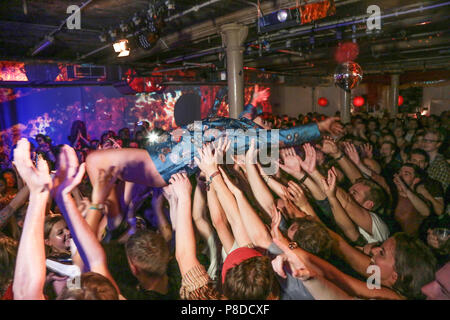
[2, 169, 17, 189]
[222, 248, 279, 300]
[380, 141, 397, 159]
[125, 230, 170, 279]
[68, 120, 87, 145]
[421, 262, 450, 300]
[422, 129, 443, 154]
[287, 216, 334, 260]
[368, 133, 379, 145]
[57, 272, 119, 300]
[90, 139, 100, 150]
[398, 163, 423, 188]
[367, 118, 379, 132]
[118, 128, 130, 141]
[393, 126, 405, 139]
[408, 118, 419, 130]
[380, 133, 396, 145]
[174, 93, 202, 127]
[370, 233, 437, 299]
[44, 215, 72, 256]
[349, 178, 387, 213]
[35, 134, 48, 147]
[408, 149, 429, 170]
[0, 235, 17, 294]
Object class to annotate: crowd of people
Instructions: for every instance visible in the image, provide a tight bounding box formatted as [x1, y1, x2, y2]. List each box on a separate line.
[0, 91, 449, 300]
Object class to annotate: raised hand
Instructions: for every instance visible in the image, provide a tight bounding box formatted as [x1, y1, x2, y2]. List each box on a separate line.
[270, 206, 284, 241]
[361, 143, 373, 159]
[91, 166, 119, 204]
[317, 117, 344, 136]
[194, 143, 218, 177]
[214, 136, 231, 164]
[168, 172, 192, 200]
[13, 138, 52, 194]
[273, 238, 316, 281]
[284, 198, 307, 219]
[218, 166, 241, 195]
[321, 167, 337, 198]
[245, 138, 258, 165]
[53, 145, 86, 197]
[279, 147, 302, 177]
[287, 180, 308, 208]
[318, 137, 340, 157]
[343, 142, 361, 166]
[250, 84, 270, 106]
[298, 143, 317, 174]
[393, 174, 408, 195]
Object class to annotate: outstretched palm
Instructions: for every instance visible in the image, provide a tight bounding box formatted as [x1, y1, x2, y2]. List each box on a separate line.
[53, 145, 86, 197]
[13, 138, 52, 194]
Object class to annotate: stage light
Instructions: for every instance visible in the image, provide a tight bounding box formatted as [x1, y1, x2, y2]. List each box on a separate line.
[118, 49, 130, 57]
[277, 9, 288, 22]
[258, 8, 301, 33]
[119, 21, 129, 33]
[148, 132, 159, 143]
[113, 39, 128, 52]
[109, 28, 117, 40]
[165, 0, 175, 10]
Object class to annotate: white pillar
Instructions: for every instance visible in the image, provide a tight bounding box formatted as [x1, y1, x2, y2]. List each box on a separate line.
[220, 23, 248, 119]
[389, 74, 400, 117]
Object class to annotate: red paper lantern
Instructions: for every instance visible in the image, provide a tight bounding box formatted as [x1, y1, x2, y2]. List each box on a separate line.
[353, 96, 365, 107]
[398, 95, 404, 106]
[318, 97, 328, 107]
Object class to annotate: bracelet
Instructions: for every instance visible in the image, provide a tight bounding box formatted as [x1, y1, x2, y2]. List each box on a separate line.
[334, 153, 345, 161]
[89, 203, 104, 211]
[263, 175, 272, 183]
[298, 174, 308, 185]
[205, 171, 220, 191]
[288, 242, 299, 250]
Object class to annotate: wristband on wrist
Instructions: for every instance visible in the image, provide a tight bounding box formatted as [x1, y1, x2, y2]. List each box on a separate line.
[205, 171, 220, 191]
[263, 175, 272, 183]
[89, 203, 104, 211]
[334, 153, 345, 161]
[298, 174, 308, 185]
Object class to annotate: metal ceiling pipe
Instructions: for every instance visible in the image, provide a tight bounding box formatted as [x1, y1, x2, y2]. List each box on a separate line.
[255, 1, 450, 44]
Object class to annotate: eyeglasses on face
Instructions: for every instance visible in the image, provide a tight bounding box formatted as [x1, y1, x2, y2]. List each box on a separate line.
[423, 139, 440, 143]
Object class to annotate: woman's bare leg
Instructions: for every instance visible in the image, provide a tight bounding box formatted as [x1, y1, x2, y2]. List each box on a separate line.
[86, 148, 167, 188]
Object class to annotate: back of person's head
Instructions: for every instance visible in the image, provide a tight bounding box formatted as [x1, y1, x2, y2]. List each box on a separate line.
[0, 235, 17, 294]
[57, 272, 119, 300]
[125, 229, 170, 278]
[291, 216, 334, 260]
[174, 93, 201, 127]
[223, 255, 278, 300]
[221, 247, 278, 300]
[392, 233, 437, 300]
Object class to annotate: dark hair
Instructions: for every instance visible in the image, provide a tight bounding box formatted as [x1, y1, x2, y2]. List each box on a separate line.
[222, 256, 278, 300]
[57, 272, 119, 300]
[174, 93, 202, 127]
[424, 128, 444, 142]
[291, 216, 334, 260]
[125, 230, 170, 278]
[408, 148, 430, 164]
[401, 162, 425, 181]
[392, 233, 437, 300]
[68, 120, 87, 145]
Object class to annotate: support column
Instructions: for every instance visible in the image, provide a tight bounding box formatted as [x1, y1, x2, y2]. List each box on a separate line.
[220, 23, 248, 119]
[312, 87, 317, 113]
[389, 74, 400, 118]
[341, 90, 351, 124]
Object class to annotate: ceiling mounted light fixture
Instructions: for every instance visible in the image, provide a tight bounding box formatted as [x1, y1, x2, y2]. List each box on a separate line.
[113, 39, 130, 57]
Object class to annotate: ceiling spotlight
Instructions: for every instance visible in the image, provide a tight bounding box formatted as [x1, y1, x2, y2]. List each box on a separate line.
[99, 33, 107, 42]
[113, 39, 130, 57]
[277, 9, 288, 23]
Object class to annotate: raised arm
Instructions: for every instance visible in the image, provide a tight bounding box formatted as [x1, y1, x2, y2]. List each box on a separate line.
[53, 145, 119, 293]
[171, 172, 197, 275]
[394, 174, 431, 217]
[195, 143, 252, 247]
[12, 139, 50, 300]
[244, 139, 276, 216]
[321, 167, 361, 243]
[0, 185, 29, 230]
[301, 144, 373, 234]
[219, 165, 272, 250]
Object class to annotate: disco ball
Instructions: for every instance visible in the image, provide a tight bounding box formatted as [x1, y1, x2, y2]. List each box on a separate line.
[334, 61, 363, 91]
